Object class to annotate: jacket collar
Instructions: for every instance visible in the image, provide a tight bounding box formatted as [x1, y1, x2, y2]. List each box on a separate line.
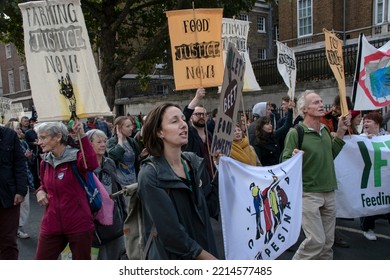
[43, 145, 79, 168]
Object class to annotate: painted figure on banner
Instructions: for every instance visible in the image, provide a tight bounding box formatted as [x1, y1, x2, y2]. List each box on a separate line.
[246, 171, 291, 259]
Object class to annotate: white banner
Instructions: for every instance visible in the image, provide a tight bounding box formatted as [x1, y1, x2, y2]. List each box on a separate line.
[219, 153, 303, 260]
[352, 34, 390, 110]
[19, 0, 111, 121]
[221, 18, 261, 92]
[335, 135, 390, 218]
[0, 97, 12, 116]
[276, 41, 296, 99]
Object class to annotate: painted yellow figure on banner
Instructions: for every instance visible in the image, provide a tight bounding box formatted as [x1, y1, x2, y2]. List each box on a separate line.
[166, 9, 224, 90]
[324, 28, 348, 116]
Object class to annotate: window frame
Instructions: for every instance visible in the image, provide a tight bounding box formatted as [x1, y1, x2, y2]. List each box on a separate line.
[19, 66, 27, 91]
[240, 14, 249, 21]
[387, 0, 390, 22]
[297, 0, 313, 38]
[375, 0, 385, 24]
[8, 69, 15, 93]
[156, 84, 169, 95]
[258, 48, 267, 60]
[0, 65, 3, 95]
[5, 44, 12, 59]
[257, 16, 266, 33]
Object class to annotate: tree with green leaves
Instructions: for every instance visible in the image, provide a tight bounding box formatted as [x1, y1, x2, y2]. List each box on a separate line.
[0, 0, 257, 109]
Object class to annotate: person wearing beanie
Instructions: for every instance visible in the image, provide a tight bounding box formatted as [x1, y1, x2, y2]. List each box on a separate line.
[248, 102, 271, 145]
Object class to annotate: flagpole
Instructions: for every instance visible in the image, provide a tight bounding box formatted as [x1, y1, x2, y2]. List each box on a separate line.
[78, 131, 88, 169]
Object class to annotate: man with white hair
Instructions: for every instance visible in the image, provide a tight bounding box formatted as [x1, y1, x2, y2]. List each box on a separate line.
[281, 90, 350, 260]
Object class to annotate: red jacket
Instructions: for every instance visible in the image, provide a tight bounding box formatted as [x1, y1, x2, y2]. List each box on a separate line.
[38, 136, 99, 235]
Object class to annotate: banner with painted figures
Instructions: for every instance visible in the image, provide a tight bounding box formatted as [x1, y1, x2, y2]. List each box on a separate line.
[335, 135, 390, 218]
[323, 28, 348, 116]
[211, 43, 244, 157]
[352, 34, 390, 110]
[166, 8, 224, 90]
[19, 0, 111, 121]
[221, 18, 261, 92]
[218, 153, 303, 260]
[276, 41, 296, 99]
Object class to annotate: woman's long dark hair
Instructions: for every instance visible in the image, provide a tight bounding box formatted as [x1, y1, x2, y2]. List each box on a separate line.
[142, 102, 181, 157]
[255, 116, 275, 144]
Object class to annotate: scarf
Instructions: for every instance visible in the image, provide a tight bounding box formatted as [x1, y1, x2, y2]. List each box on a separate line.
[231, 137, 257, 166]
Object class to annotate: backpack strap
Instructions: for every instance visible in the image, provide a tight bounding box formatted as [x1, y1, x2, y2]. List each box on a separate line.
[296, 125, 304, 150]
[142, 188, 171, 260]
[295, 124, 331, 150]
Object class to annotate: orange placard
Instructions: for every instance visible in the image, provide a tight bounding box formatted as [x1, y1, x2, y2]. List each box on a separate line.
[324, 28, 348, 116]
[166, 8, 224, 90]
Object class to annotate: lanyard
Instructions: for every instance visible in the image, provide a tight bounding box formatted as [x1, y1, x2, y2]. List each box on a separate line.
[181, 158, 193, 192]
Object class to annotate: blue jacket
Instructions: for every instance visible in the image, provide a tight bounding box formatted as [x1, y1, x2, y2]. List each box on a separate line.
[0, 126, 28, 208]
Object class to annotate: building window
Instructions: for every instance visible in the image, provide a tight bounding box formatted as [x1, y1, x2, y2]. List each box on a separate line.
[19, 66, 27, 91]
[0, 65, 3, 95]
[388, 0, 390, 22]
[5, 44, 12, 59]
[156, 84, 169, 95]
[375, 0, 385, 24]
[257, 17, 266, 32]
[274, 24, 279, 41]
[258, 49, 267, 60]
[240, 14, 248, 21]
[8, 70, 15, 93]
[297, 0, 312, 37]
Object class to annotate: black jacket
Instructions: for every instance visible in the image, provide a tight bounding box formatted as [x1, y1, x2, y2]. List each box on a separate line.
[253, 109, 294, 166]
[183, 105, 214, 179]
[0, 126, 28, 208]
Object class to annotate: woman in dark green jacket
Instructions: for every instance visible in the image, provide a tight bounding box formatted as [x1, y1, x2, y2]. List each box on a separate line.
[138, 103, 219, 260]
[106, 116, 140, 189]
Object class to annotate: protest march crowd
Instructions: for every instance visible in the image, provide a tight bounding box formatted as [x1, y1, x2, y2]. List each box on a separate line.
[1, 1, 389, 262]
[1, 87, 390, 260]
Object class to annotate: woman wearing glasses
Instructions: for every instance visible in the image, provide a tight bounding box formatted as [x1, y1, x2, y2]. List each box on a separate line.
[34, 120, 99, 259]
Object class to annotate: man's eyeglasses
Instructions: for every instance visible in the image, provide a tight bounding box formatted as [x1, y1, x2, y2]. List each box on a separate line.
[193, 112, 206, 118]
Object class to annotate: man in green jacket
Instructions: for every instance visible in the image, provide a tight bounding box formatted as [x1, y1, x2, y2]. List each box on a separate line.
[282, 90, 350, 260]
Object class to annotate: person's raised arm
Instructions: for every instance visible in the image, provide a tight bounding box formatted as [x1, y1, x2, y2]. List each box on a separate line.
[188, 88, 206, 109]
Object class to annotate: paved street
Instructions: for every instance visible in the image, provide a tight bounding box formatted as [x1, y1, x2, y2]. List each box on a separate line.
[19, 193, 390, 260]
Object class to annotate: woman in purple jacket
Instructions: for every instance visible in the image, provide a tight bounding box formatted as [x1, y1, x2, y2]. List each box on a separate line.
[35, 120, 98, 260]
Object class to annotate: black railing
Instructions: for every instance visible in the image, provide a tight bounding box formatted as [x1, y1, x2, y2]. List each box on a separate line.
[252, 37, 390, 86]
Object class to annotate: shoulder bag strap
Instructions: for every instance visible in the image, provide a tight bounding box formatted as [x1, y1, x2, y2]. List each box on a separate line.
[70, 161, 86, 190]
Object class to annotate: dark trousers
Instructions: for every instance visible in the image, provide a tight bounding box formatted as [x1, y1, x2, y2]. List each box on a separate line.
[29, 157, 41, 190]
[35, 229, 94, 260]
[0, 204, 20, 260]
[360, 214, 390, 231]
